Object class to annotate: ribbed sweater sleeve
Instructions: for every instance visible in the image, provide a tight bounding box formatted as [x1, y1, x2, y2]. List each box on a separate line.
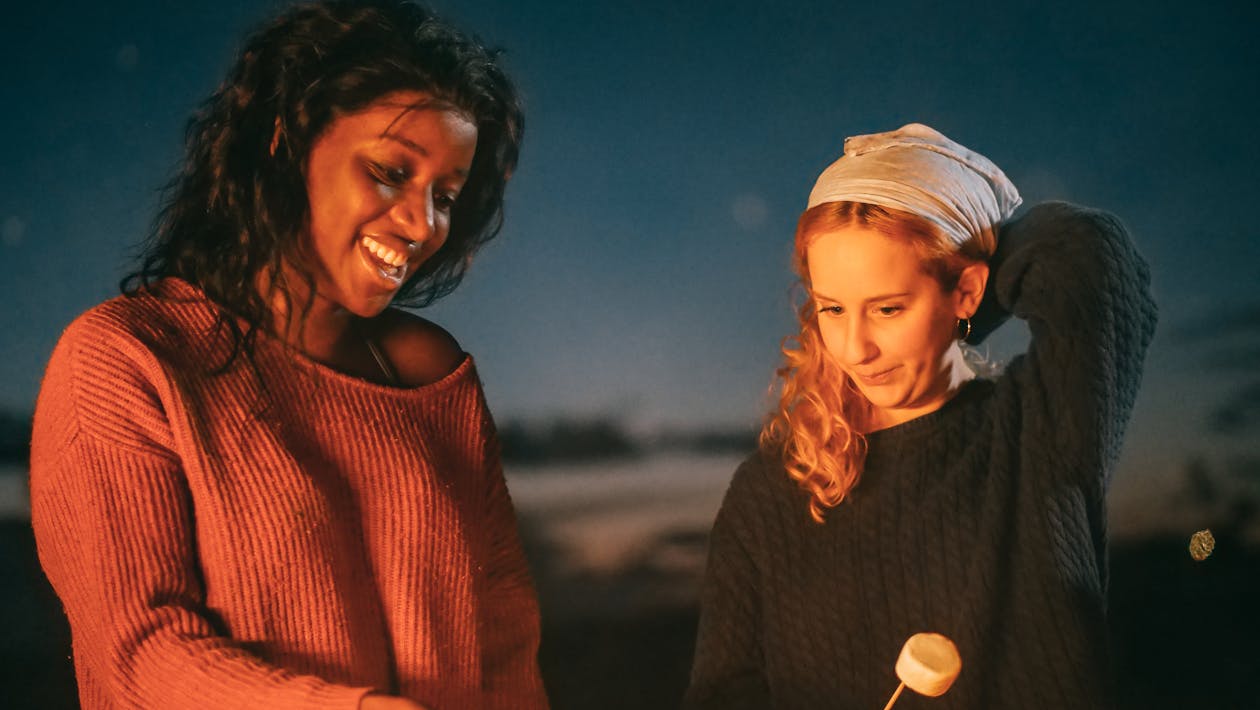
[30, 312, 375, 709]
[685, 457, 772, 709]
[475, 403, 549, 709]
[982, 201, 1158, 490]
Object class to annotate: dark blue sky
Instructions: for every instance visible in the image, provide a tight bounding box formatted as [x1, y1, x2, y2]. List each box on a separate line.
[3, 0, 1258, 508]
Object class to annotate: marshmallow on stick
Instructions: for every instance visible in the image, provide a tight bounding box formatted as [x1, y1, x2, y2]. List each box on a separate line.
[882, 633, 962, 710]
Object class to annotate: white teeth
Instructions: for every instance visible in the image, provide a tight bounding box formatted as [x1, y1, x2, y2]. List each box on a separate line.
[361, 236, 407, 267]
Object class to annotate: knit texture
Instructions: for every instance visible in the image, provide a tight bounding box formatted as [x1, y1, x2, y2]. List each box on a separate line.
[29, 278, 548, 710]
[685, 202, 1158, 710]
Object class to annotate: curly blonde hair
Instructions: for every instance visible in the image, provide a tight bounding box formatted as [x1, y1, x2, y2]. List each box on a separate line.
[760, 201, 992, 522]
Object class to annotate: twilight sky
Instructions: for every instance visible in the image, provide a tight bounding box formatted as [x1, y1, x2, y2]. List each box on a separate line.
[2, 0, 1258, 524]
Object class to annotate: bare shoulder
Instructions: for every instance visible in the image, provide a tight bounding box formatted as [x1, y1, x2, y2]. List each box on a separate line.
[372, 308, 466, 387]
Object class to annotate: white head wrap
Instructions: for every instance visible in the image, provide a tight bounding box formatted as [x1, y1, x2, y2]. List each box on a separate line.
[806, 123, 1021, 251]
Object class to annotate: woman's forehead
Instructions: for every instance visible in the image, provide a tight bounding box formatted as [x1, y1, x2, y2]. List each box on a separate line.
[806, 227, 933, 297]
[315, 93, 477, 156]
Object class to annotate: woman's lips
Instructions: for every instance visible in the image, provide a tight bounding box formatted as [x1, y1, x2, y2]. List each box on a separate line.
[357, 235, 407, 285]
[362, 235, 407, 267]
[854, 366, 900, 386]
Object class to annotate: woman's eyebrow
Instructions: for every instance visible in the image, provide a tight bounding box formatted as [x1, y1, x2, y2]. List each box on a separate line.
[381, 133, 428, 157]
[378, 134, 470, 179]
[865, 291, 911, 303]
[814, 290, 911, 304]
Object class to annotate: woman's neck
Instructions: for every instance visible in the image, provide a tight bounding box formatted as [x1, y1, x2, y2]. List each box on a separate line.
[261, 268, 359, 366]
[939, 344, 977, 395]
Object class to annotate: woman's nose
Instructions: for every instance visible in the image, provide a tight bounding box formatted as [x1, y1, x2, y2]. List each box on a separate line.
[843, 317, 878, 366]
[390, 187, 436, 245]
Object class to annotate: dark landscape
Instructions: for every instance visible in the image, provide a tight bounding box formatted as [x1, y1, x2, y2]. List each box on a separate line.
[3, 515, 1258, 709]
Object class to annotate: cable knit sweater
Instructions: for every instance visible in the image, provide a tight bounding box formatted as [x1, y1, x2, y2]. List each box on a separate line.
[685, 202, 1158, 709]
[29, 278, 548, 710]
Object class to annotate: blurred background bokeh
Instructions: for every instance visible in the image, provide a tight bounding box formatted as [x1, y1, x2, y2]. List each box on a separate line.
[2, 0, 1258, 707]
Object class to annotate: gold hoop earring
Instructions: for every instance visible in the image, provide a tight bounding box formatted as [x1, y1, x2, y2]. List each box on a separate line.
[957, 317, 972, 342]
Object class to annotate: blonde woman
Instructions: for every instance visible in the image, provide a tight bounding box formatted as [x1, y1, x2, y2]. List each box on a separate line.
[685, 124, 1156, 709]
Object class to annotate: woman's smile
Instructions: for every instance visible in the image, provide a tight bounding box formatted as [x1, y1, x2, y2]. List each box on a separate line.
[853, 365, 901, 386]
[359, 234, 411, 285]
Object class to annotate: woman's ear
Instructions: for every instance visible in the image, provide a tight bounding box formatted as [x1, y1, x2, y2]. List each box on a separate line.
[954, 262, 989, 318]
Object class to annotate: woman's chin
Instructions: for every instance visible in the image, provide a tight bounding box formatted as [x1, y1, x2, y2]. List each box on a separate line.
[348, 294, 394, 319]
[854, 383, 905, 412]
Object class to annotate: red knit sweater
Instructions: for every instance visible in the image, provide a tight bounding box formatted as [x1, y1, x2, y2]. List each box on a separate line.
[29, 279, 548, 710]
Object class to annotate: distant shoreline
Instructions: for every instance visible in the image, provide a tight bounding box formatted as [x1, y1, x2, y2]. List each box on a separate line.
[0, 464, 28, 520]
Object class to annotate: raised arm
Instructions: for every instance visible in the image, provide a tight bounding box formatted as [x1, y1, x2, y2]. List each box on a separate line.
[29, 317, 375, 710]
[973, 201, 1158, 489]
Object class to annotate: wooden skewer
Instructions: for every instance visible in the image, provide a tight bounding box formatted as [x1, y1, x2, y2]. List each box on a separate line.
[882, 681, 906, 710]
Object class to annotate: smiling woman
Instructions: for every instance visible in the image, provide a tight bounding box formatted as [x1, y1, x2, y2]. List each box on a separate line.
[27, 2, 544, 710]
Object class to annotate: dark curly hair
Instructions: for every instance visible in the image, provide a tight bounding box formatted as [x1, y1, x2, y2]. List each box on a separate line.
[123, 0, 523, 366]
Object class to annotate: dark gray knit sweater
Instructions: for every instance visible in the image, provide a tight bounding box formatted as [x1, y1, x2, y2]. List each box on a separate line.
[685, 202, 1158, 710]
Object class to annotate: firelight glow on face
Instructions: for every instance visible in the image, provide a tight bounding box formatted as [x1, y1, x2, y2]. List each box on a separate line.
[302, 90, 478, 317]
[806, 225, 974, 430]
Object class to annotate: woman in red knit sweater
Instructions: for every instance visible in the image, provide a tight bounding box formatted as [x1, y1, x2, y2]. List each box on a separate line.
[29, 2, 545, 709]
